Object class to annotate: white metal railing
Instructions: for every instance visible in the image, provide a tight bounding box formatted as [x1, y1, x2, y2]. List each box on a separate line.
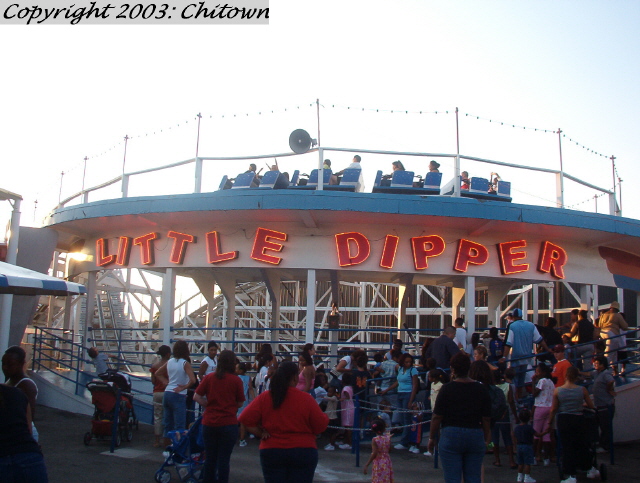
[51, 146, 618, 216]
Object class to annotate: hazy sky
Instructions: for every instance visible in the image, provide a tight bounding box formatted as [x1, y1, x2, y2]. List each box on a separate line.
[2, 0, 639, 230]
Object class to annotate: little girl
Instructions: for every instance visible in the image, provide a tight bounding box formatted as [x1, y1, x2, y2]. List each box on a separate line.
[532, 363, 554, 465]
[339, 372, 355, 450]
[363, 419, 393, 482]
[427, 369, 446, 409]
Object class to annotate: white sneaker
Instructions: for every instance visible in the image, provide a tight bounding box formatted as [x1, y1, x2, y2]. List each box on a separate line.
[587, 467, 601, 479]
[249, 434, 255, 439]
[524, 476, 536, 483]
[162, 451, 171, 459]
[543, 459, 550, 467]
[239, 440, 247, 447]
[394, 443, 408, 450]
[409, 446, 420, 454]
[324, 443, 335, 451]
[423, 451, 433, 456]
[560, 477, 576, 483]
[517, 474, 524, 483]
[338, 444, 352, 450]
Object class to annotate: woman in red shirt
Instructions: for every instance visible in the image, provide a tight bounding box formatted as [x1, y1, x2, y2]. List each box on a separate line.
[194, 350, 245, 483]
[239, 361, 329, 483]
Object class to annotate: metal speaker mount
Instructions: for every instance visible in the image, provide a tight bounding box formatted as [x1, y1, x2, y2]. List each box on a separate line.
[289, 129, 317, 154]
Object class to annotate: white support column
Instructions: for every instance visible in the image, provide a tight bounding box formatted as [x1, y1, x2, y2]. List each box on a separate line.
[464, 277, 476, 346]
[212, 274, 236, 349]
[397, 277, 413, 340]
[161, 268, 176, 346]
[487, 282, 513, 328]
[451, 287, 464, 323]
[522, 288, 529, 321]
[617, 288, 624, 312]
[83, 272, 97, 351]
[359, 282, 367, 343]
[305, 270, 316, 344]
[532, 284, 539, 325]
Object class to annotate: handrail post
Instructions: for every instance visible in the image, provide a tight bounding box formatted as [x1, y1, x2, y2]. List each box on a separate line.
[121, 174, 129, 198]
[556, 172, 564, 208]
[194, 157, 203, 193]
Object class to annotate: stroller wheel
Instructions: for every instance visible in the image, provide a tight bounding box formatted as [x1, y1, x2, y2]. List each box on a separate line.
[599, 463, 607, 481]
[115, 433, 122, 447]
[83, 432, 92, 446]
[183, 479, 198, 483]
[154, 469, 171, 483]
[125, 427, 133, 442]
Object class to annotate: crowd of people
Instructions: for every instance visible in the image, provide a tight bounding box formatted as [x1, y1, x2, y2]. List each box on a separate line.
[145, 299, 625, 483]
[1, 298, 631, 483]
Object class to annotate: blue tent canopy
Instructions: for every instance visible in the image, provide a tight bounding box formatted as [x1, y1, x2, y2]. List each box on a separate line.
[0, 261, 86, 296]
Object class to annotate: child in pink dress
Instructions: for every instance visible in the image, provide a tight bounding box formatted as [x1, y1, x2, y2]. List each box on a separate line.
[363, 419, 393, 482]
[339, 373, 354, 449]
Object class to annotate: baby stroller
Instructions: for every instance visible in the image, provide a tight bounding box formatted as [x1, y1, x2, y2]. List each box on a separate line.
[555, 408, 607, 481]
[155, 416, 205, 483]
[83, 369, 138, 447]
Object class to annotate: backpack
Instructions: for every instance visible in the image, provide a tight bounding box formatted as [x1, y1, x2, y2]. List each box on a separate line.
[488, 385, 508, 423]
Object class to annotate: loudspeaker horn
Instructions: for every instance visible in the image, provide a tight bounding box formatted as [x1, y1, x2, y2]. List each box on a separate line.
[289, 129, 317, 154]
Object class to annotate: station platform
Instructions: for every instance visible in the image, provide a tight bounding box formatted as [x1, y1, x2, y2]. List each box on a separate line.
[37, 404, 640, 483]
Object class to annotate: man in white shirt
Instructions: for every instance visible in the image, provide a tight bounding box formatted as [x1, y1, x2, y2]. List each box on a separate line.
[331, 155, 364, 192]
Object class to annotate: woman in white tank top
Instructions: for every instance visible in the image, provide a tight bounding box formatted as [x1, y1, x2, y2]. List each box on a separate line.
[156, 340, 196, 439]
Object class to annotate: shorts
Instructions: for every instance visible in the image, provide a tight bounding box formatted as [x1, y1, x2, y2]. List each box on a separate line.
[532, 406, 551, 443]
[513, 364, 529, 388]
[516, 444, 535, 466]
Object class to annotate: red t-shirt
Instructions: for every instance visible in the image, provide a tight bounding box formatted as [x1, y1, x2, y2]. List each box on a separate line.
[195, 372, 245, 427]
[552, 359, 572, 387]
[238, 387, 329, 450]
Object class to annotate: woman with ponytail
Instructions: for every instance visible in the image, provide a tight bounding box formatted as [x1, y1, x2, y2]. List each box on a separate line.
[239, 360, 329, 483]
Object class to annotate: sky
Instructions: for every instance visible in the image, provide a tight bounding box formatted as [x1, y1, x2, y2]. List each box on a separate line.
[1, 0, 640, 232]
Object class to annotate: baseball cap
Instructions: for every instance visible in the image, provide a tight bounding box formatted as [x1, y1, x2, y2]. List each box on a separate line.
[610, 301, 620, 309]
[512, 308, 523, 318]
[156, 345, 171, 356]
[552, 344, 565, 353]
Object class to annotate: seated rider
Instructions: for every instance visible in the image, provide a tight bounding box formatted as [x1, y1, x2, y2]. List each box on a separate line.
[461, 171, 470, 190]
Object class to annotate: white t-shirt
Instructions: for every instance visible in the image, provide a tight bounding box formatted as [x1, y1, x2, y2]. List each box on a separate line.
[454, 327, 472, 353]
[534, 377, 555, 407]
[344, 162, 365, 192]
[201, 355, 217, 375]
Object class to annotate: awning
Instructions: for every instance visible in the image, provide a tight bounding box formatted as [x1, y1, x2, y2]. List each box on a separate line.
[0, 261, 86, 296]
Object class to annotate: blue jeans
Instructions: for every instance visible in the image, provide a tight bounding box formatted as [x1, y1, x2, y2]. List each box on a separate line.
[163, 391, 187, 437]
[397, 392, 412, 446]
[260, 447, 318, 483]
[0, 452, 49, 483]
[202, 424, 238, 483]
[438, 426, 486, 483]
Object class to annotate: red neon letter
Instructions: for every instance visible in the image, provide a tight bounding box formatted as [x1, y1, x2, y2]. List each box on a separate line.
[497, 240, 529, 275]
[380, 235, 399, 269]
[116, 236, 132, 266]
[411, 235, 446, 270]
[538, 241, 567, 279]
[454, 239, 489, 272]
[205, 231, 238, 264]
[96, 238, 116, 267]
[133, 232, 158, 265]
[335, 232, 371, 267]
[251, 228, 288, 265]
[167, 231, 196, 264]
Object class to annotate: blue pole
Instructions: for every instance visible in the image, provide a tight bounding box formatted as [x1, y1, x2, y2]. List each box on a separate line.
[354, 394, 360, 466]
